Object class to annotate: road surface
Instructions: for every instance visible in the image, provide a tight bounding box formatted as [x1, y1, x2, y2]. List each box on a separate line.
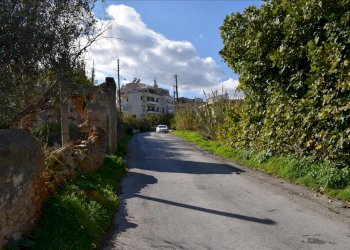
[102, 132, 350, 249]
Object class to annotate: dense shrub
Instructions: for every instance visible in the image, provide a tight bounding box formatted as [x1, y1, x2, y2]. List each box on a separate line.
[173, 104, 198, 131]
[219, 0, 350, 165]
[174, 100, 242, 140]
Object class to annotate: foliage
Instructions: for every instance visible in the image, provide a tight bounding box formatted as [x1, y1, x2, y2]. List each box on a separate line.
[9, 139, 129, 250]
[219, 0, 350, 165]
[173, 104, 198, 131]
[173, 130, 350, 201]
[32, 123, 62, 147]
[174, 99, 242, 140]
[0, 0, 97, 128]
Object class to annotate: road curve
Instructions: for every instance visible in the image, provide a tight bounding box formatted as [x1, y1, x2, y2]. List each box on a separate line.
[102, 132, 350, 250]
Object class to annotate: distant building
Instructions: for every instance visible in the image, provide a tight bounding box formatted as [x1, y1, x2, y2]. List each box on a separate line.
[119, 78, 174, 117]
[177, 97, 204, 105]
[207, 93, 229, 104]
[205, 92, 244, 106]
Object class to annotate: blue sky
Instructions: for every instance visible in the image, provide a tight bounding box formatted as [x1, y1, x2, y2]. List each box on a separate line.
[88, 0, 262, 98]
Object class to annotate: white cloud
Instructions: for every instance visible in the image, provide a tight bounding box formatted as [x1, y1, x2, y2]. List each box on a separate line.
[220, 78, 240, 90]
[85, 4, 237, 98]
[201, 78, 243, 99]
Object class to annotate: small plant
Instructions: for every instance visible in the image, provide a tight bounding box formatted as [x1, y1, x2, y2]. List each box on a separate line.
[315, 165, 350, 189]
[242, 150, 252, 160]
[256, 150, 273, 164]
[32, 123, 61, 146]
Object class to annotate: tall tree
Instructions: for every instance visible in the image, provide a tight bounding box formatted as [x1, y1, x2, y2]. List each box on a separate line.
[0, 0, 97, 133]
[220, 0, 350, 164]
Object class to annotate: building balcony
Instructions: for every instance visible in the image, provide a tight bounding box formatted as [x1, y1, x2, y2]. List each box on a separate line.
[146, 110, 160, 114]
[145, 101, 159, 105]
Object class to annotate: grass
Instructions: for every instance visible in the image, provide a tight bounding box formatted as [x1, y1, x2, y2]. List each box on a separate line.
[172, 130, 350, 202]
[9, 139, 129, 250]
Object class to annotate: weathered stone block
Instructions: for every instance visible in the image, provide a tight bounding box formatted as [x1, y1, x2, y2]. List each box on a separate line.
[0, 129, 47, 249]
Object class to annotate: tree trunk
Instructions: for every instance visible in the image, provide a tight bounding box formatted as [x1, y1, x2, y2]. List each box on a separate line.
[60, 79, 70, 146]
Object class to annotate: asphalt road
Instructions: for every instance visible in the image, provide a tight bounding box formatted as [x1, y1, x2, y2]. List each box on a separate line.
[102, 132, 350, 250]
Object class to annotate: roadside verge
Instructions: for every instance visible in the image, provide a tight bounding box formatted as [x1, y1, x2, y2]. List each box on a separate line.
[8, 138, 129, 250]
[171, 131, 350, 207]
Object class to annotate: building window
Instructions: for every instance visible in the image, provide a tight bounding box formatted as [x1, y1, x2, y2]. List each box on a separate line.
[147, 106, 155, 111]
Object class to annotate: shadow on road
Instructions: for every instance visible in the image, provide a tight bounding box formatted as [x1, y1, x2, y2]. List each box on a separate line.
[128, 132, 245, 175]
[102, 133, 275, 249]
[138, 158, 245, 175]
[134, 194, 276, 225]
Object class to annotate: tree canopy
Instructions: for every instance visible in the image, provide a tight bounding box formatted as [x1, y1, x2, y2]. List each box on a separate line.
[0, 0, 96, 128]
[219, 0, 350, 165]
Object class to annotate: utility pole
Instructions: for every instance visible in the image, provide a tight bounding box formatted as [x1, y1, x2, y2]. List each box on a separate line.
[174, 74, 179, 104]
[91, 60, 95, 85]
[117, 59, 121, 111]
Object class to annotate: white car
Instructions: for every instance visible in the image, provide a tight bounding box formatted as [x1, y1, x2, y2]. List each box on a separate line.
[156, 124, 169, 133]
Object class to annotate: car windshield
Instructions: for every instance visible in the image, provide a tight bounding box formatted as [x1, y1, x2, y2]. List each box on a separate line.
[158, 125, 167, 128]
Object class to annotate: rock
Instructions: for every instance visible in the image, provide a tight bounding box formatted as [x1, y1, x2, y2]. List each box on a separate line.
[12, 174, 24, 187]
[0, 129, 46, 249]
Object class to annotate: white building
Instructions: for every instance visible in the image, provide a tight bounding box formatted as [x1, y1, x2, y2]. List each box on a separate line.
[119, 78, 174, 117]
[207, 93, 229, 104]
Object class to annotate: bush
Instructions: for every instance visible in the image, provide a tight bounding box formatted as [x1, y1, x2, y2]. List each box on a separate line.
[219, 0, 350, 165]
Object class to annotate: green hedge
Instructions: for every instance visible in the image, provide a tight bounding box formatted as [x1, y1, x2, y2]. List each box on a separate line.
[220, 0, 350, 166]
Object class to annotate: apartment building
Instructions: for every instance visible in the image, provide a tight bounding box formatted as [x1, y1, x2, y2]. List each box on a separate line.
[119, 78, 174, 117]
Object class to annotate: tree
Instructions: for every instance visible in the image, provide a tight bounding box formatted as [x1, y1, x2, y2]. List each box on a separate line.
[0, 0, 97, 132]
[219, 0, 350, 164]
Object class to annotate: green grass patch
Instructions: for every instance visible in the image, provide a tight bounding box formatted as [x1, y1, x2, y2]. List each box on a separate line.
[337, 188, 350, 201]
[9, 139, 129, 250]
[172, 130, 350, 202]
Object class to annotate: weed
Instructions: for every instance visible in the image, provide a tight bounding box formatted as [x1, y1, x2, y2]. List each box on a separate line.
[256, 150, 273, 164]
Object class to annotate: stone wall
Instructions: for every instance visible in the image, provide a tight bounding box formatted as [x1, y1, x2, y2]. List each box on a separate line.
[0, 126, 108, 248]
[75, 77, 117, 153]
[0, 129, 47, 248]
[20, 77, 117, 153]
[0, 78, 118, 248]
[45, 127, 106, 192]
